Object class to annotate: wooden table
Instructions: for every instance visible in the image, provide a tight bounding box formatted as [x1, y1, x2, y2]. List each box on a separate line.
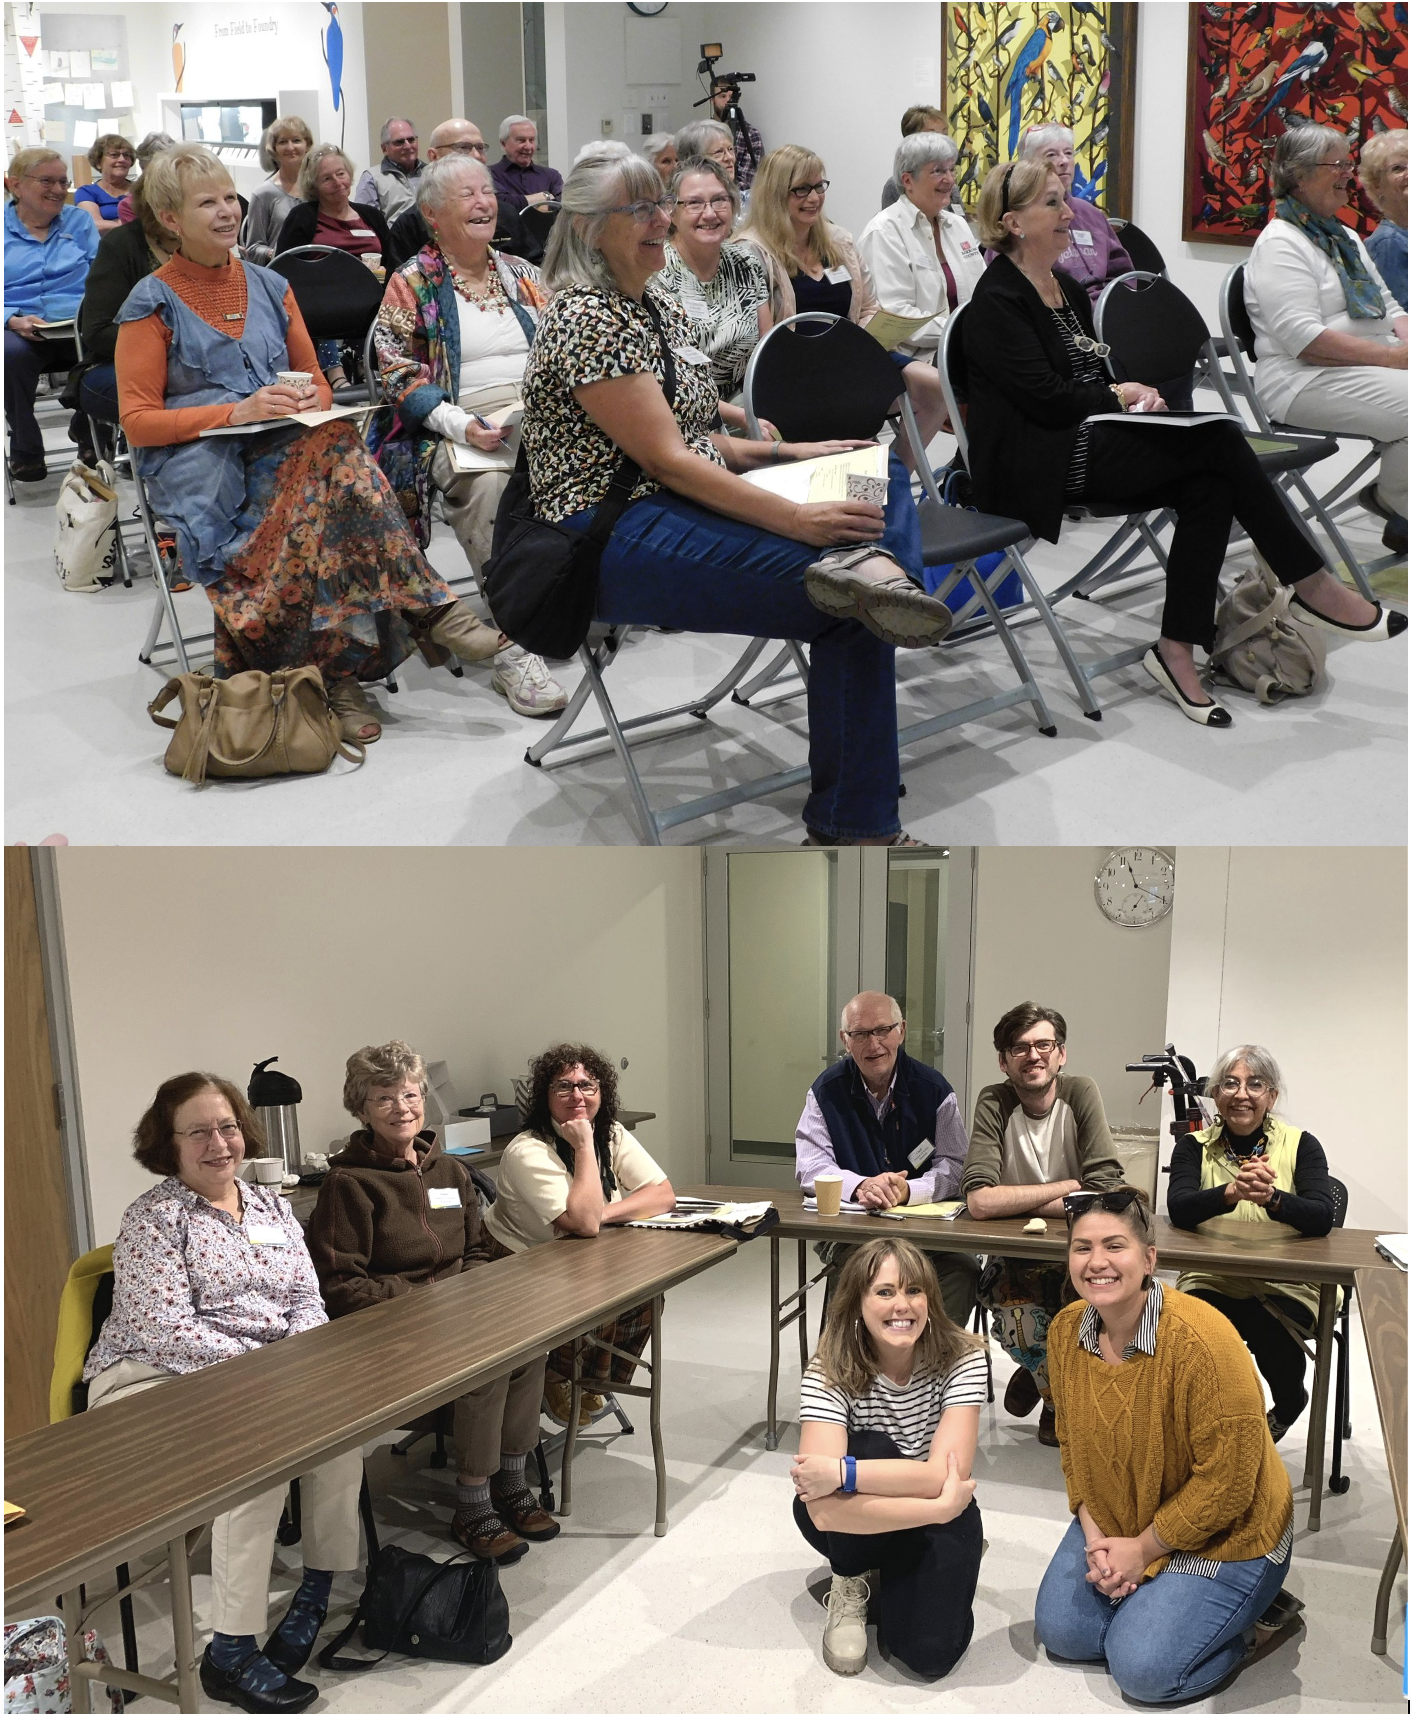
[4, 1225, 733, 1712]
[688, 1182, 1395, 1533]
[1355, 1266, 1407, 1655]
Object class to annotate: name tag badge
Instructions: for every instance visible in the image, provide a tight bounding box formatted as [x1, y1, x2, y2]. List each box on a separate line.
[428, 1187, 462, 1210]
[245, 1222, 289, 1246]
[1072, 229, 1094, 248]
[672, 345, 711, 366]
[824, 265, 851, 285]
[907, 1139, 933, 1170]
[683, 291, 712, 323]
[959, 240, 978, 256]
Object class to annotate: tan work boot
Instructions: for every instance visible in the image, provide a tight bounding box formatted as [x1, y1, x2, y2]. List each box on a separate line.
[822, 1572, 871, 1675]
[422, 601, 504, 664]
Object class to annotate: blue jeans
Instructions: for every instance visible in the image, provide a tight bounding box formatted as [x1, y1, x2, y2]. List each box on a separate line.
[78, 362, 120, 424]
[1034, 1516, 1289, 1703]
[561, 451, 922, 840]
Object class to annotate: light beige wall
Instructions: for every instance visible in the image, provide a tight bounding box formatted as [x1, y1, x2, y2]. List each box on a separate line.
[969, 847, 1174, 1132]
[359, 1, 453, 169]
[1164, 847, 1407, 1231]
[56, 849, 706, 1245]
[459, 1, 524, 147]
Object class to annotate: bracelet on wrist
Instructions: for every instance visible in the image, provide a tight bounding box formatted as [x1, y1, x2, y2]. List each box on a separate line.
[1109, 384, 1128, 412]
[771, 438, 785, 462]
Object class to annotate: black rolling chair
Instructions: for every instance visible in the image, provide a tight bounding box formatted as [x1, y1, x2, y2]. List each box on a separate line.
[267, 246, 386, 400]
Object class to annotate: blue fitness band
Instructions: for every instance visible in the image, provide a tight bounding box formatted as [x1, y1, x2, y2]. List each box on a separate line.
[841, 1455, 857, 1494]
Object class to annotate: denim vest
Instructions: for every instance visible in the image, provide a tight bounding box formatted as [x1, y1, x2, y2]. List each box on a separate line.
[115, 262, 293, 586]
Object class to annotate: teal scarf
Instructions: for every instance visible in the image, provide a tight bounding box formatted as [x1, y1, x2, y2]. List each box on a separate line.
[1275, 195, 1386, 320]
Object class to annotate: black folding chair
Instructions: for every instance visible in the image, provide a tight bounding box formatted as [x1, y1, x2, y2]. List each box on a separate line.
[268, 246, 386, 400]
[1325, 1175, 1355, 1496]
[1107, 216, 1166, 277]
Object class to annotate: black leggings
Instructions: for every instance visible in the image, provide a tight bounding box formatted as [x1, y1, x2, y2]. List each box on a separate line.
[1186, 1289, 1315, 1422]
[794, 1428, 983, 1679]
[1076, 417, 1323, 649]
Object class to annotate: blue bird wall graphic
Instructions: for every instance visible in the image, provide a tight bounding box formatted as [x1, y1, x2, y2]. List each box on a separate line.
[1003, 11, 1065, 157]
[321, 2, 345, 146]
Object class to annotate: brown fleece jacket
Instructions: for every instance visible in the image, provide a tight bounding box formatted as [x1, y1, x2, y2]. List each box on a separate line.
[306, 1129, 487, 1319]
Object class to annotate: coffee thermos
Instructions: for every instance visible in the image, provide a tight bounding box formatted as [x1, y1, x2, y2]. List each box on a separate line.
[248, 1057, 303, 1173]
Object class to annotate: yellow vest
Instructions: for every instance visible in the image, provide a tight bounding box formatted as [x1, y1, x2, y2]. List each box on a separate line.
[1174, 1117, 1324, 1321]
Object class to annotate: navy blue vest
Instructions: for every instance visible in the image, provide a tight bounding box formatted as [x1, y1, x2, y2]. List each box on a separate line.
[811, 1047, 954, 1180]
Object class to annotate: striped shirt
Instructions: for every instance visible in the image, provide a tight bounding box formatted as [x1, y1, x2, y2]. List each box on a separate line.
[1076, 1281, 1292, 1574]
[1050, 302, 1107, 497]
[799, 1347, 989, 1458]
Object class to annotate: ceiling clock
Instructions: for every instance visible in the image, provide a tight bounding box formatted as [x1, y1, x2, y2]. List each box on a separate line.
[1093, 847, 1175, 928]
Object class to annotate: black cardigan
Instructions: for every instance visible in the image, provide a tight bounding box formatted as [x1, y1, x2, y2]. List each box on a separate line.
[78, 219, 162, 364]
[274, 198, 393, 258]
[961, 254, 1119, 543]
[1167, 1128, 1336, 1238]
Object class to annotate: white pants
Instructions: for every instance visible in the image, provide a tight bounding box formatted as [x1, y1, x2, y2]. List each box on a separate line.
[87, 1359, 364, 1637]
[1279, 365, 1408, 519]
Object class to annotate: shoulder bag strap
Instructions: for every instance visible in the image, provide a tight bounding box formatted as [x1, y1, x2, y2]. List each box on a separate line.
[581, 294, 680, 550]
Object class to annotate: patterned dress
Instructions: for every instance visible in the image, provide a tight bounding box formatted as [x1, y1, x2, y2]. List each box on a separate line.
[656, 241, 768, 396]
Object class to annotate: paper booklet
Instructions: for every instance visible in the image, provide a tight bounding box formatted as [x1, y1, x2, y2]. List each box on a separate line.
[33, 319, 76, 339]
[1081, 409, 1244, 428]
[864, 309, 940, 352]
[1375, 1234, 1409, 1271]
[447, 401, 523, 474]
[200, 402, 377, 439]
[629, 1198, 775, 1232]
[743, 442, 886, 504]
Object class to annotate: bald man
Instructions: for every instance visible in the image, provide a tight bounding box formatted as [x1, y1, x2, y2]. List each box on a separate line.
[795, 990, 978, 1325]
[384, 118, 541, 269]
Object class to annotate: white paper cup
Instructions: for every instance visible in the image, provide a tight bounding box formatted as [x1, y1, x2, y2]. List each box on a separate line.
[275, 370, 312, 391]
[250, 1157, 285, 1185]
[814, 1173, 843, 1217]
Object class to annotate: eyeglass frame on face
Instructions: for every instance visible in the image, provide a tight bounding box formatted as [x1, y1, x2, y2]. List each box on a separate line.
[366, 1089, 425, 1113]
[789, 179, 830, 199]
[550, 1078, 600, 1098]
[677, 193, 734, 216]
[1312, 158, 1354, 173]
[175, 1120, 243, 1144]
[1005, 1037, 1061, 1059]
[610, 194, 676, 223]
[444, 140, 489, 157]
[841, 1022, 903, 1044]
[25, 170, 71, 190]
[1217, 1076, 1270, 1096]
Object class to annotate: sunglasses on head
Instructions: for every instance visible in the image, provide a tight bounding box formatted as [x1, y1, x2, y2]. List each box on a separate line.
[1062, 1187, 1150, 1226]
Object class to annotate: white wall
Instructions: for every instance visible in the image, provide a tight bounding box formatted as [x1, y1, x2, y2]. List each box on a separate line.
[1164, 847, 1408, 1233]
[56, 849, 707, 1245]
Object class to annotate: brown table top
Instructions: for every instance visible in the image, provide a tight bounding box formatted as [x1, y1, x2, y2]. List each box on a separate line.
[686, 1183, 1396, 1287]
[1355, 1266, 1407, 1542]
[4, 1226, 733, 1612]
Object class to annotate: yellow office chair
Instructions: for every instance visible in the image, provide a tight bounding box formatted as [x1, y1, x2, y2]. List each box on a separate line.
[50, 1245, 114, 1423]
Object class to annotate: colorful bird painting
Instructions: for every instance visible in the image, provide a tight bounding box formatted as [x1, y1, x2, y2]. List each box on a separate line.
[1250, 25, 1338, 124]
[171, 23, 185, 94]
[1003, 11, 1065, 156]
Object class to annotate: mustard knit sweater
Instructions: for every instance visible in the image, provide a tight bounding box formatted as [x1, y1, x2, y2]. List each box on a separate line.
[1049, 1287, 1292, 1574]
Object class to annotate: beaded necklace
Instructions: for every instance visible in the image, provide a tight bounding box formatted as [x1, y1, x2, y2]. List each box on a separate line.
[449, 259, 507, 313]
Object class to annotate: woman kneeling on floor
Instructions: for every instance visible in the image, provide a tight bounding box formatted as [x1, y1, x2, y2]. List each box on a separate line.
[84, 1073, 363, 1714]
[306, 1040, 560, 1567]
[1035, 1187, 1298, 1702]
[792, 1236, 986, 1679]
[114, 144, 498, 747]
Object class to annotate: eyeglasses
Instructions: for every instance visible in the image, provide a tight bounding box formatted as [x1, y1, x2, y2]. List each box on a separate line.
[1062, 1187, 1150, 1227]
[610, 195, 676, 223]
[1314, 159, 1353, 172]
[444, 141, 488, 157]
[1006, 1039, 1060, 1059]
[176, 1120, 243, 1145]
[678, 195, 734, 215]
[789, 180, 830, 199]
[1217, 1076, 1270, 1096]
[367, 1090, 424, 1112]
[550, 1078, 600, 1098]
[27, 173, 71, 190]
[842, 1023, 902, 1043]
[106, 152, 135, 162]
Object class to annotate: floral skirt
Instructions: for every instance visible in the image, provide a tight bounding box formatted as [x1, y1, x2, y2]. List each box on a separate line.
[209, 422, 453, 682]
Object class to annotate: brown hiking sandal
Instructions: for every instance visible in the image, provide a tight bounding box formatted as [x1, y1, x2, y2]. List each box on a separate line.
[451, 1506, 528, 1564]
[491, 1476, 561, 1543]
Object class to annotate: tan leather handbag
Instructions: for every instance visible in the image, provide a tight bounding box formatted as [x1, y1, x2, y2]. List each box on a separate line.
[148, 666, 365, 788]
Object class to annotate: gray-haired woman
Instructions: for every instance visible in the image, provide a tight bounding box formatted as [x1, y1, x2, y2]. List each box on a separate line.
[1245, 125, 1408, 553]
[518, 148, 947, 845]
[642, 132, 678, 184]
[674, 119, 737, 181]
[1017, 123, 1133, 302]
[1166, 1045, 1337, 1440]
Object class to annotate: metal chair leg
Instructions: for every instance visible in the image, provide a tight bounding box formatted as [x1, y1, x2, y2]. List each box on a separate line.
[649, 1295, 667, 1537]
[560, 1342, 582, 1517]
[532, 1437, 555, 1512]
[1371, 1532, 1404, 1655]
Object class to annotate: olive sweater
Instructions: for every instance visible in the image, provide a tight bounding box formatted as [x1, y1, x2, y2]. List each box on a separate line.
[306, 1129, 486, 1319]
[1050, 1286, 1292, 1575]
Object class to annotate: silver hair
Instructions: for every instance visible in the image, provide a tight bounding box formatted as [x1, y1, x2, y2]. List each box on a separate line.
[1020, 123, 1076, 158]
[1273, 125, 1346, 198]
[641, 133, 676, 161]
[541, 151, 666, 293]
[416, 151, 494, 217]
[135, 131, 176, 169]
[674, 118, 733, 161]
[379, 116, 415, 148]
[343, 1040, 428, 1119]
[500, 113, 534, 144]
[573, 138, 632, 165]
[670, 154, 740, 221]
[839, 992, 904, 1032]
[297, 142, 356, 203]
[894, 130, 959, 186]
[1209, 1044, 1284, 1106]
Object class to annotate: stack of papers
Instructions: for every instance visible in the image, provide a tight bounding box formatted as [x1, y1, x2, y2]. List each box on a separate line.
[802, 1196, 868, 1214]
[200, 402, 376, 439]
[629, 1198, 774, 1232]
[1374, 1235, 1409, 1271]
[742, 442, 886, 503]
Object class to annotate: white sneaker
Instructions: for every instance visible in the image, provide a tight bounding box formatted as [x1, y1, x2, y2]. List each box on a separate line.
[492, 645, 569, 717]
[822, 1572, 870, 1675]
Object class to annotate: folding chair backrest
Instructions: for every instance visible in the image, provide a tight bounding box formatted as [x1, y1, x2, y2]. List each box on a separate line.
[742, 313, 905, 443]
[937, 305, 972, 467]
[49, 1244, 115, 1422]
[268, 245, 387, 345]
[1224, 263, 1258, 361]
[1110, 217, 1166, 276]
[1095, 271, 1212, 386]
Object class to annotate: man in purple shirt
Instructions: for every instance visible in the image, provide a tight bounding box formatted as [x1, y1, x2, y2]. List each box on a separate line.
[795, 989, 978, 1323]
[490, 114, 564, 213]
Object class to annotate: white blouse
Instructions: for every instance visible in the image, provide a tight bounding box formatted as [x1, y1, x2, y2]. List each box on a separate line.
[856, 200, 986, 356]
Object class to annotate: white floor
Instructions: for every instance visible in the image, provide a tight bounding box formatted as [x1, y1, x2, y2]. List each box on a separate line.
[42, 1239, 1406, 1713]
[4, 419, 1406, 846]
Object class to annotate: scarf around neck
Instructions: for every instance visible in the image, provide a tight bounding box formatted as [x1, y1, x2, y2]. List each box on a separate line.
[1275, 194, 1385, 320]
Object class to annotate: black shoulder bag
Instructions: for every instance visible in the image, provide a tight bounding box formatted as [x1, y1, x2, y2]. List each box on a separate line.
[318, 1543, 511, 1671]
[484, 296, 677, 662]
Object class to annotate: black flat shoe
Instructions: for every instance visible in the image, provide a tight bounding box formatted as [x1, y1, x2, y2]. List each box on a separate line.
[9, 458, 46, 483]
[1290, 592, 1407, 641]
[261, 1615, 325, 1680]
[1142, 644, 1233, 727]
[199, 1647, 318, 1714]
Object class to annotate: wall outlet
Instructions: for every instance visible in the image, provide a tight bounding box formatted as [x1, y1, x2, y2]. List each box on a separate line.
[601, 117, 614, 136]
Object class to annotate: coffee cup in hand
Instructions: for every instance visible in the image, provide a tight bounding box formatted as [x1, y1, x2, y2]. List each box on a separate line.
[276, 371, 312, 392]
[814, 1173, 843, 1217]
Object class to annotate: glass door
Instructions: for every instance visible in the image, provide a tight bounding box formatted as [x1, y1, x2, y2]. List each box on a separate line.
[885, 847, 974, 1106]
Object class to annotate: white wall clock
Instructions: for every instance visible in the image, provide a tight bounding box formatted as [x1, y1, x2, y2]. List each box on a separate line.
[627, 3, 669, 14]
[1093, 847, 1175, 927]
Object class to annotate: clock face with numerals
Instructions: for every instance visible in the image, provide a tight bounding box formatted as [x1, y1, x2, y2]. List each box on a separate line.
[1093, 847, 1175, 927]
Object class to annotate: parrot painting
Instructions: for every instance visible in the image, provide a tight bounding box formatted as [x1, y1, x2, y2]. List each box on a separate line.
[1003, 11, 1064, 157]
[1250, 24, 1338, 125]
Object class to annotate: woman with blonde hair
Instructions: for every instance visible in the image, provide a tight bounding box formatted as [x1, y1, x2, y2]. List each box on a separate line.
[243, 114, 314, 265]
[1359, 129, 1407, 312]
[791, 1236, 987, 1678]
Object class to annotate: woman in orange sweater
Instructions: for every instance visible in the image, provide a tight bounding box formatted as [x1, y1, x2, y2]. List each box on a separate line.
[1035, 1188, 1298, 1703]
[115, 144, 493, 745]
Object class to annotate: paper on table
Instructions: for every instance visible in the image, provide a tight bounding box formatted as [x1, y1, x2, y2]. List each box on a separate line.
[1081, 410, 1243, 429]
[72, 121, 98, 149]
[802, 1196, 869, 1213]
[1375, 1234, 1409, 1270]
[864, 308, 941, 352]
[3, 1501, 25, 1526]
[892, 1200, 967, 1219]
[109, 80, 133, 108]
[741, 442, 887, 504]
[200, 402, 377, 439]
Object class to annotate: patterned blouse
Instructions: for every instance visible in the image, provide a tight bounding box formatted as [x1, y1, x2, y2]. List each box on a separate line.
[656, 241, 768, 395]
[1050, 301, 1108, 497]
[520, 281, 725, 522]
[83, 1177, 327, 1380]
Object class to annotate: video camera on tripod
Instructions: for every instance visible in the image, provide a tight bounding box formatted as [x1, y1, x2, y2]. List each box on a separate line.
[694, 42, 759, 173]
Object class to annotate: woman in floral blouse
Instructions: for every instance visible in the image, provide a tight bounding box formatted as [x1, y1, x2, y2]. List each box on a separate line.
[84, 1072, 362, 1714]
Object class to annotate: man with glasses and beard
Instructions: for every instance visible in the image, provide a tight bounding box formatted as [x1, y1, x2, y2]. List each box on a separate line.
[961, 1002, 1122, 1445]
[795, 990, 979, 1326]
